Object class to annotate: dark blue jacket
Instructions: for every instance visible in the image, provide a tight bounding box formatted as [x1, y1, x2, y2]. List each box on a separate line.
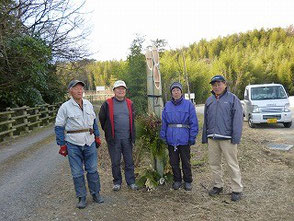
[202, 89, 243, 144]
[160, 97, 198, 146]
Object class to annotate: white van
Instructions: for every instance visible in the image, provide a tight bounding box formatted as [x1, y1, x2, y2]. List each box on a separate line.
[242, 83, 292, 128]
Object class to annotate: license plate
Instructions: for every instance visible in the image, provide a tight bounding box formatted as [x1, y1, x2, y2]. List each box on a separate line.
[267, 118, 277, 124]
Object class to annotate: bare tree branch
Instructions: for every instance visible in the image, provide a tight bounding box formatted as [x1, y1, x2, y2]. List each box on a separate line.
[12, 0, 91, 61]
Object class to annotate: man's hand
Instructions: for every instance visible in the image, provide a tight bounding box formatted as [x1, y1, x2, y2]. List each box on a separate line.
[95, 137, 101, 149]
[59, 145, 68, 157]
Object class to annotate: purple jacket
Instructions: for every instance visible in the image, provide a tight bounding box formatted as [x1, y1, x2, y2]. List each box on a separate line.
[160, 97, 198, 146]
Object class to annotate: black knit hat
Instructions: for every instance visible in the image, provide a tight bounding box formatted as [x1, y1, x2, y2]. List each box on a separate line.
[170, 82, 183, 93]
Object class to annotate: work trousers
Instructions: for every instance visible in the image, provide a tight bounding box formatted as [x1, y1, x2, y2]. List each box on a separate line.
[168, 145, 192, 183]
[208, 139, 243, 192]
[107, 138, 135, 185]
[67, 141, 101, 197]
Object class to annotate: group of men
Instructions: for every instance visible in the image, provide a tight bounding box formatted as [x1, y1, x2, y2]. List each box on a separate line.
[55, 79, 137, 209]
[54, 75, 244, 209]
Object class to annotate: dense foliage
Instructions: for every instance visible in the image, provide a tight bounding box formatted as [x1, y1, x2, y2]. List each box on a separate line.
[0, 0, 90, 110]
[124, 35, 148, 114]
[135, 113, 172, 189]
[1, 1, 294, 114]
[160, 26, 294, 100]
[59, 26, 294, 110]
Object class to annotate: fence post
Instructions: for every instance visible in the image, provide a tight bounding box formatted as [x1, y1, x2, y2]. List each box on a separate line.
[36, 107, 40, 128]
[44, 104, 49, 125]
[6, 108, 14, 138]
[23, 106, 29, 132]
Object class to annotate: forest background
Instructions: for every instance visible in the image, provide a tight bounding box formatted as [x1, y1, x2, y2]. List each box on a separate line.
[1, 1, 294, 114]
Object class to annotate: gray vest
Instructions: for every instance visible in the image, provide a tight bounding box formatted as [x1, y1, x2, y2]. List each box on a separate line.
[113, 98, 130, 139]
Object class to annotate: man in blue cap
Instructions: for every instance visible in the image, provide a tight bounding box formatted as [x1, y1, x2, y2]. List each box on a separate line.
[55, 80, 104, 209]
[202, 75, 244, 201]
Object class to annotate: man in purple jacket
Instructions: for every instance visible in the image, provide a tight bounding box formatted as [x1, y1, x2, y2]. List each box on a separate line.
[202, 75, 243, 201]
[160, 82, 198, 191]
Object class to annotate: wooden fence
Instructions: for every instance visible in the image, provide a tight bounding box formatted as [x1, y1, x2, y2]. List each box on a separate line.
[84, 90, 113, 103]
[0, 103, 61, 142]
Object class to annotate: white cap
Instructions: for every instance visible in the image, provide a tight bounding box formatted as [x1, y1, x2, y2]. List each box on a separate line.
[113, 80, 127, 90]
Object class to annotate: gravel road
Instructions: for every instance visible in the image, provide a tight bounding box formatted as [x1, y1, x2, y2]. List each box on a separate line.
[0, 126, 65, 221]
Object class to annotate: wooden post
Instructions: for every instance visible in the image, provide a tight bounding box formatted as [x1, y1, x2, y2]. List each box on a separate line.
[7, 108, 14, 137]
[45, 104, 49, 125]
[181, 49, 190, 100]
[23, 106, 29, 132]
[145, 46, 165, 177]
[145, 48, 155, 113]
[36, 107, 40, 128]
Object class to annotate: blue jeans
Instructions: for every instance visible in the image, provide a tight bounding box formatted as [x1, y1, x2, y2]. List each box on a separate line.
[67, 142, 101, 197]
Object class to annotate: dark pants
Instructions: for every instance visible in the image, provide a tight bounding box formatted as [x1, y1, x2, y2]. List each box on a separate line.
[168, 145, 192, 183]
[107, 139, 135, 185]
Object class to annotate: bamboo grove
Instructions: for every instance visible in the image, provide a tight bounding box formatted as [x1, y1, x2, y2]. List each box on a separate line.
[59, 26, 294, 114]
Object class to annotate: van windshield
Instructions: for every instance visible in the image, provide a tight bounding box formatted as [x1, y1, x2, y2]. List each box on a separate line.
[251, 86, 288, 100]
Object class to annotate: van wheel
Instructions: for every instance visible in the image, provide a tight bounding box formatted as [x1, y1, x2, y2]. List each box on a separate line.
[248, 117, 256, 128]
[283, 122, 292, 128]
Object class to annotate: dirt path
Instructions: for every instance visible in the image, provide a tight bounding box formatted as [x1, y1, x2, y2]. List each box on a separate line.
[0, 116, 293, 220]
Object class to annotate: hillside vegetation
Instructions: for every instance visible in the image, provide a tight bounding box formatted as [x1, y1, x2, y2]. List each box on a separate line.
[61, 27, 294, 113]
[1, 8, 294, 114]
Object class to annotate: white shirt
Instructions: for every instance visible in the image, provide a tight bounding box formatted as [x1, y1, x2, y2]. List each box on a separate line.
[55, 98, 96, 146]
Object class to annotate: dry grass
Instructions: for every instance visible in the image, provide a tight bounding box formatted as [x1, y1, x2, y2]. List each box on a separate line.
[28, 115, 294, 221]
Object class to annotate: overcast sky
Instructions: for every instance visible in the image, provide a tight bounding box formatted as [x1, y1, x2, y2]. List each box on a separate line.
[83, 0, 294, 61]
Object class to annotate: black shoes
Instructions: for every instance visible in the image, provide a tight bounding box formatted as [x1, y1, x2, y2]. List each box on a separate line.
[231, 192, 242, 201]
[172, 182, 193, 191]
[76, 196, 87, 209]
[172, 181, 182, 190]
[208, 187, 223, 196]
[76, 194, 104, 209]
[92, 193, 104, 204]
[209, 187, 242, 201]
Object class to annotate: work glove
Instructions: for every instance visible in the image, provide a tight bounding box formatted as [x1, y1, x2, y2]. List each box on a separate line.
[95, 137, 101, 149]
[59, 145, 68, 157]
[188, 139, 195, 146]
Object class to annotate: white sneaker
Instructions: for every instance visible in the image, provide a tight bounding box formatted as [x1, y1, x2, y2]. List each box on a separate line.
[113, 184, 121, 191]
[129, 183, 138, 190]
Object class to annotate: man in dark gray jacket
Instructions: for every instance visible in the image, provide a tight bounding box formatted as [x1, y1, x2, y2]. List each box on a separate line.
[202, 75, 243, 201]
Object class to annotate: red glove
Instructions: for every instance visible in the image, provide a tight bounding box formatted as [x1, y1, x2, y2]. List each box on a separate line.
[95, 137, 101, 148]
[59, 145, 68, 157]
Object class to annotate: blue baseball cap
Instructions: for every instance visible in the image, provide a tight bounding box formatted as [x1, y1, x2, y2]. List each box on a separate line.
[210, 75, 226, 84]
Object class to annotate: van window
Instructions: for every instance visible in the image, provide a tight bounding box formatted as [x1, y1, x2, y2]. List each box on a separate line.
[251, 86, 288, 100]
